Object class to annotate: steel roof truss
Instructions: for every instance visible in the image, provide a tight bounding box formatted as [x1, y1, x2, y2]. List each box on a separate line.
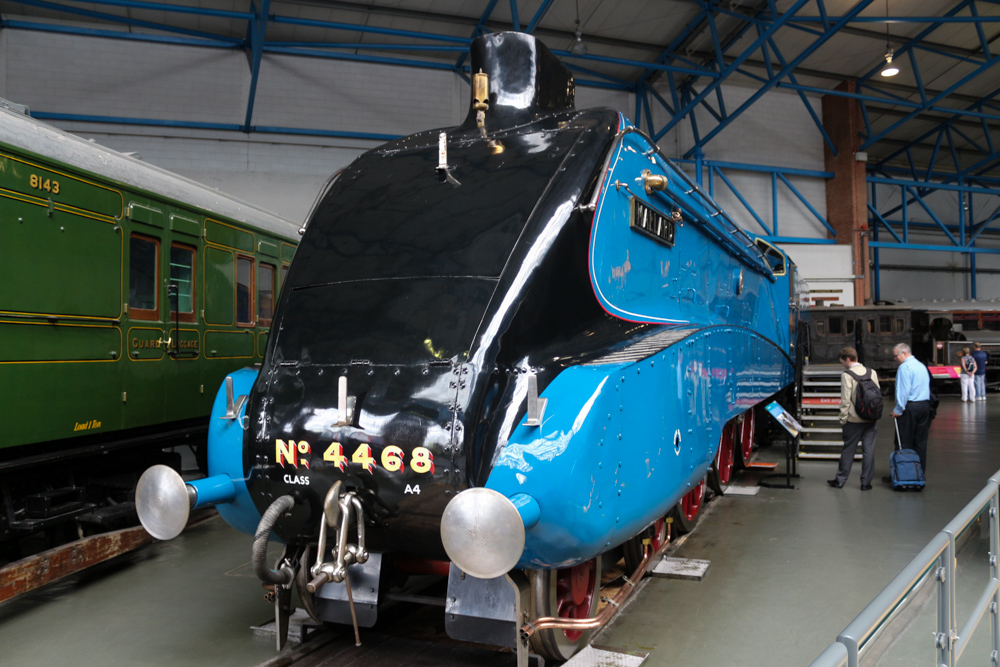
[669, 0, 874, 156]
[244, 0, 270, 132]
[454, 0, 500, 70]
[4, 0, 244, 44]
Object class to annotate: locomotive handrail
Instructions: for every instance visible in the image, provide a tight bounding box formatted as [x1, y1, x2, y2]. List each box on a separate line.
[598, 124, 775, 281]
[809, 468, 1000, 667]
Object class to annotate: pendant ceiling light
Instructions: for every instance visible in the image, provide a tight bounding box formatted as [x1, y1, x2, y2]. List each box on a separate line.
[880, 0, 899, 77]
[570, 0, 587, 56]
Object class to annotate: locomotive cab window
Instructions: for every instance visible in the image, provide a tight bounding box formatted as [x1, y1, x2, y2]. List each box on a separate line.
[880, 316, 891, 333]
[169, 244, 196, 323]
[896, 318, 905, 333]
[129, 234, 159, 320]
[236, 255, 254, 326]
[259, 262, 275, 327]
[754, 239, 786, 276]
[828, 316, 842, 335]
[867, 319, 875, 333]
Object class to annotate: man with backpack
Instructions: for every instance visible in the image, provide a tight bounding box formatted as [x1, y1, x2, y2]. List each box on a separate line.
[828, 346, 881, 490]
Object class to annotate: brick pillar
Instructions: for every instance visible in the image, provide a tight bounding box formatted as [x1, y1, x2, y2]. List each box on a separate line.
[823, 81, 870, 305]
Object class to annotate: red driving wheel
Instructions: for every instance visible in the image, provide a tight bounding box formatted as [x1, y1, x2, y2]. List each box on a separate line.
[555, 560, 597, 642]
[709, 420, 737, 493]
[680, 478, 705, 521]
[737, 408, 755, 467]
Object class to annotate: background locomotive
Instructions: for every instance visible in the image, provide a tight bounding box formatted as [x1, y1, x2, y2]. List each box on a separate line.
[137, 33, 801, 663]
[0, 100, 299, 560]
[806, 302, 1000, 388]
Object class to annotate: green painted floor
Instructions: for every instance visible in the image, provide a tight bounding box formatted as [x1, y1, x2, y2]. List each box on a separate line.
[1, 397, 998, 666]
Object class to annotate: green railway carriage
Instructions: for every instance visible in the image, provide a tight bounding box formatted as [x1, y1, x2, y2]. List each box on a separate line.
[0, 101, 299, 546]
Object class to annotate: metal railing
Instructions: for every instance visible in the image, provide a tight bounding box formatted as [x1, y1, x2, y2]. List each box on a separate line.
[810, 469, 1000, 667]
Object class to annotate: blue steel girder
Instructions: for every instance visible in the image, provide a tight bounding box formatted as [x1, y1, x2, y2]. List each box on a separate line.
[525, 0, 554, 35]
[761, 31, 836, 155]
[672, 0, 877, 157]
[860, 55, 1000, 152]
[455, 0, 500, 69]
[508, 0, 519, 32]
[2, 0, 245, 44]
[7, 0, 252, 20]
[1, 18, 235, 47]
[867, 176, 1000, 251]
[775, 80, 1000, 178]
[243, 0, 270, 132]
[682, 158, 834, 239]
[855, 1, 1000, 150]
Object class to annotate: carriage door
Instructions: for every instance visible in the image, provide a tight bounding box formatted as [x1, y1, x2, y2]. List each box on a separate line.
[163, 215, 203, 422]
[124, 216, 167, 428]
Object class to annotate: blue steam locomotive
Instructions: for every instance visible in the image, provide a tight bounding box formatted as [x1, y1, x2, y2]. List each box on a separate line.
[137, 32, 799, 663]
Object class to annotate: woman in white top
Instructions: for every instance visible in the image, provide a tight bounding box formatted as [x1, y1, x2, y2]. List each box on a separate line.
[959, 347, 977, 402]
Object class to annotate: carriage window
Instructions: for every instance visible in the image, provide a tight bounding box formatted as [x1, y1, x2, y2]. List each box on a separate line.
[829, 317, 842, 334]
[169, 244, 195, 320]
[258, 263, 275, 327]
[954, 313, 981, 331]
[815, 320, 825, 335]
[880, 316, 891, 333]
[846, 319, 855, 335]
[896, 318, 905, 333]
[867, 319, 875, 333]
[237, 256, 254, 326]
[129, 234, 159, 320]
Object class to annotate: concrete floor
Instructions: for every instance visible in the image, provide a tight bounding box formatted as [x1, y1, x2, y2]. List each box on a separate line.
[599, 396, 1000, 665]
[1, 396, 998, 666]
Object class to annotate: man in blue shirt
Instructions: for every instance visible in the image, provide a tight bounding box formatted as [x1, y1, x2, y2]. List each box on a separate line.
[891, 342, 932, 474]
[972, 342, 988, 400]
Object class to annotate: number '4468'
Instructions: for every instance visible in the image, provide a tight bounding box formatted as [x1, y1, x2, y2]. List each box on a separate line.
[322, 442, 435, 475]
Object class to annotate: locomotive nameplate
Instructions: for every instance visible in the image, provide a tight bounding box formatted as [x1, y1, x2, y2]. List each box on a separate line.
[630, 197, 675, 247]
[0, 152, 124, 222]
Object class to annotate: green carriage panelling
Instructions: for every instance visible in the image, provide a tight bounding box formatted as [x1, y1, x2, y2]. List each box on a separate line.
[126, 327, 165, 360]
[169, 213, 201, 238]
[169, 328, 201, 358]
[257, 239, 279, 258]
[204, 246, 235, 325]
[128, 202, 164, 228]
[0, 114, 299, 452]
[2, 363, 124, 448]
[206, 219, 254, 252]
[204, 330, 255, 358]
[0, 151, 124, 220]
[0, 321, 121, 362]
[257, 331, 269, 357]
[0, 201, 122, 318]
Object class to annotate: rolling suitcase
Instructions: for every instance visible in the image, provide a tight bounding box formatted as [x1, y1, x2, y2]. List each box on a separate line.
[890, 418, 925, 490]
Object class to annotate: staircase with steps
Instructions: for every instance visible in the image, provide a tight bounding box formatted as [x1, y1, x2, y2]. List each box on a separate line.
[799, 364, 859, 460]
